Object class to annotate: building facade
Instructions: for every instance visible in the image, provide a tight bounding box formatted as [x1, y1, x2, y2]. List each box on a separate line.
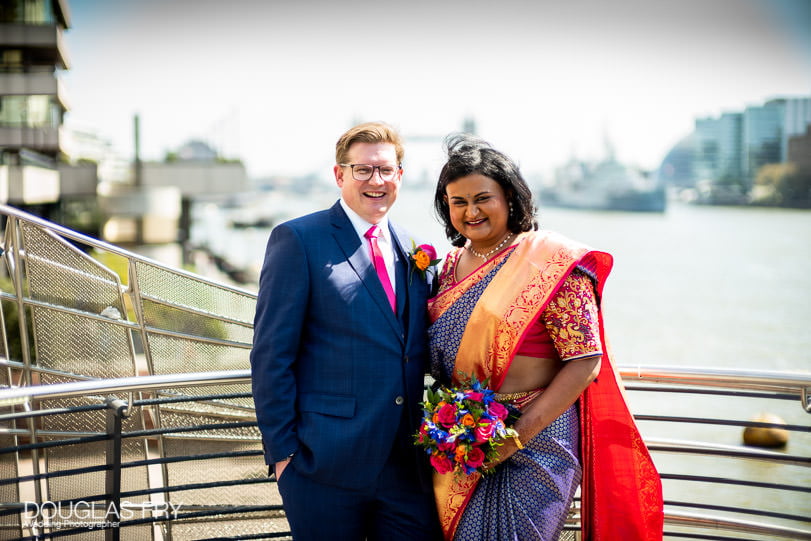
[677, 96, 811, 195]
[743, 99, 785, 186]
[782, 97, 811, 162]
[0, 0, 74, 207]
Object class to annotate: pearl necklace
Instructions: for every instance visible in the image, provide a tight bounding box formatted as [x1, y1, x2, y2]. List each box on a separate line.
[467, 233, 515, 261]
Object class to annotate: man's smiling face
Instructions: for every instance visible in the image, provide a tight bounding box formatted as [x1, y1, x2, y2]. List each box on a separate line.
[334, 142, 402, 224]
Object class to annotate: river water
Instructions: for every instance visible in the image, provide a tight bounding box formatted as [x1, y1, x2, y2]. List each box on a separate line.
[191, 188, 811, 526]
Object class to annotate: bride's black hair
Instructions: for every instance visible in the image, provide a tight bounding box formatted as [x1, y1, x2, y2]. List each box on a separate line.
[433, 133, 538, 247]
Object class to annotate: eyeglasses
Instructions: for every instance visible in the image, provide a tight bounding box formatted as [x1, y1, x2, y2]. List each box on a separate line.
[339, 163, 401, 182]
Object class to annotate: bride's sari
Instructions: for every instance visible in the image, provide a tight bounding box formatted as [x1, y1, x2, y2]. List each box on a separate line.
[427, 231, 663, 541]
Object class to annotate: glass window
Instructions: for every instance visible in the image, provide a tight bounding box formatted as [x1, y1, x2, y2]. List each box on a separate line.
[25, 0, 54, 24]
[0, 0, 54, 24]
[0, 1, 22, 23]
[0, 50, 24, 73]
[0, 96, 26, 126]
[0, 95, 59, 127]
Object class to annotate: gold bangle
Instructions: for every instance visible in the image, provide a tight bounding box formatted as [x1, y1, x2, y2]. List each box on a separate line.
[512, 434, 524, 450]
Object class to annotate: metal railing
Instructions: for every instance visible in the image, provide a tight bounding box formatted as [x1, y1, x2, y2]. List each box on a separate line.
[0, 203, 274, 540]
[0, 371, 284, 540]
[617, 366, 811, 540]
[0, 204, 809, 540]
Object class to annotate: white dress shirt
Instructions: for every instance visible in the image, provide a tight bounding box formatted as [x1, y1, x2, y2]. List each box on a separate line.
[339, 198, 397, 296]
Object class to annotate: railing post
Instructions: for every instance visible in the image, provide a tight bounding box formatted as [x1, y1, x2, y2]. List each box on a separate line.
[105, 396, 128, 541]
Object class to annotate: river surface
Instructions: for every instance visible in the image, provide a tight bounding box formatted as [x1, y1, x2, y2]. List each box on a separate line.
[191, 188, 811, 526]
[195, 187, 811, 372]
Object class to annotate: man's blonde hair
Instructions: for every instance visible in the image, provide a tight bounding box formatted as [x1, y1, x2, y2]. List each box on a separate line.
[335, 121, 404, 165]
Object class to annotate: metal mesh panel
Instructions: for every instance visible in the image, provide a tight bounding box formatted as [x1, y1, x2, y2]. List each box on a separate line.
[161, 439, 283, 537]
[0, 433, 21, 535]
[53, 525, 151, 541]
[41, 405, 149, 504]
[36, 400, 107, 433]
[0, 295, 31, 367]
[21, 223, 124, 317]
[134, 261, 255, 325]
[147, 333, 249, 374]
[159, 410, 259, 440]
[157, 383, 255, 413]
[163, 439, 273, 506]
[47, 529, 105, 540]
[42, 439, 105, 506]
[141, 299, 252, 344]
[157, 403, 274, 539]
[34, 395, 143, 435]
[168, 512, 291, 540]
[32, 307, 135, 378]
[43, 436, 149, 498]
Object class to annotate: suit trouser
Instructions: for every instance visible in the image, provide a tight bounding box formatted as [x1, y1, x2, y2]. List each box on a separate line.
[277, 420, 440, 540]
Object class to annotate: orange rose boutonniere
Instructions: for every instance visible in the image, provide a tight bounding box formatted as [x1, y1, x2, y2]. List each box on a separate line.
[408, 240, 441, 284]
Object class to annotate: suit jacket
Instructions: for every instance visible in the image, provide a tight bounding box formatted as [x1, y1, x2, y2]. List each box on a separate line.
[250, 201, 434, 489]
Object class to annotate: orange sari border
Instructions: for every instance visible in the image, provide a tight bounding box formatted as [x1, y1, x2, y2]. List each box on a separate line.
[432, 470, 480, 541]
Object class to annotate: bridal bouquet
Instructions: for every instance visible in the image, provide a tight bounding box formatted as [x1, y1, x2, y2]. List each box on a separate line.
[414, 374, 518, 476]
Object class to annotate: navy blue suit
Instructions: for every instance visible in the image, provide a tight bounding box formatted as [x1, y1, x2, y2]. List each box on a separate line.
[250, 201, 438, 539]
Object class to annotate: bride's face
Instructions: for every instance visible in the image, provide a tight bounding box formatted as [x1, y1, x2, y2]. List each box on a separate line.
[445, 174, 510, 247]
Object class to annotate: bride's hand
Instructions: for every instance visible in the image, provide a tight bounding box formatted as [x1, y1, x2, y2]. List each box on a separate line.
[483, 437, 521, 470]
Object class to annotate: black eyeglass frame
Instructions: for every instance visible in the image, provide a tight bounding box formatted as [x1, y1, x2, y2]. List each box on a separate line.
[339, 163, 402, 182]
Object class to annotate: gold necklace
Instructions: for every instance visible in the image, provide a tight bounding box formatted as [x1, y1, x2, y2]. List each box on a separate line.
[467, 233, 515, 261]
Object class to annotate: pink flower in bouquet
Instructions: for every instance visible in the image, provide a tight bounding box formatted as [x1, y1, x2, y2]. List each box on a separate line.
[466, 446, 486, 469]
[466, 390, 485, 402]
[488, 401, 509, 420]
[436, 403, 457, 427]
[475, 419, 496, 443]
[438, 441, 455, 452]
[430, 453, 454, 474]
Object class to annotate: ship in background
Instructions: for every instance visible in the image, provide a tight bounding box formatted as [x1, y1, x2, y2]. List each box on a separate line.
[539, 142, 667, 212]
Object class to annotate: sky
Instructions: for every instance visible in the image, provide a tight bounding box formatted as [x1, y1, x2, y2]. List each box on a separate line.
[62, 0, 811, 182]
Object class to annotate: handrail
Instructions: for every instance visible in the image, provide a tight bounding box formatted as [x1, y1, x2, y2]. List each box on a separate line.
[2, 366, 810, 408]
[0, 368, 811, 405]
[0, 369, 252, 406]
[618, 364, 811, 389]
[619, 364, 811, 412]
[646, 437, 811, 467]
[3, 366, 810, 408]
[664, 510, 811, 540]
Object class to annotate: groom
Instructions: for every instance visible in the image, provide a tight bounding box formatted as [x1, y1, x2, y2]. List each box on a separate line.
[250, 122, 440, 540]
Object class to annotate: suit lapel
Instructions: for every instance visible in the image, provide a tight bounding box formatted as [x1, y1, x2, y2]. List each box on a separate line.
[390, 223, 417, 330]
[330, 203, 402, 339]
[392, 232, 408, 321]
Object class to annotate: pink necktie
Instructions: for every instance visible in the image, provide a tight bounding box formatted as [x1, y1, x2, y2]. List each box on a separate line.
[365, 225, 396, 312]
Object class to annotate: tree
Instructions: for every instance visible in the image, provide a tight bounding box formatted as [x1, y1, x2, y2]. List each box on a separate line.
[752, 163, 811, 208]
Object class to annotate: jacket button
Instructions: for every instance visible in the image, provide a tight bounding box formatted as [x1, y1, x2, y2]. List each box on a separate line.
[404, 355, 409, 363]
[395, 396, 404, 405]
